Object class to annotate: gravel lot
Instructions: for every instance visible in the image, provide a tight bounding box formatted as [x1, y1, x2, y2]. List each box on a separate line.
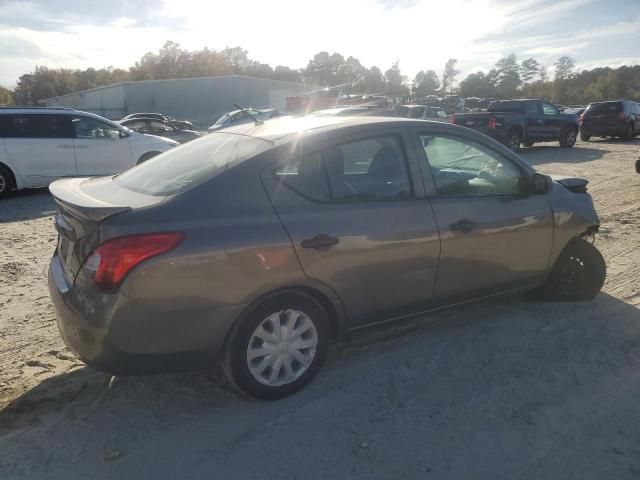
[1, 138, 639, 479]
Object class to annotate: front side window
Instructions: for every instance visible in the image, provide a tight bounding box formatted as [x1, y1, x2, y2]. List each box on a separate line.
[542, 103, 559, 116]
[72, 116, 120, 139]
[273, 134, 412, 203]
[2, 114, 72, 138]
[420, 134, 523, 196]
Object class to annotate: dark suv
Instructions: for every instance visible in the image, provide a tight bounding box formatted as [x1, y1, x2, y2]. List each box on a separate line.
[580, 100, 640, 141]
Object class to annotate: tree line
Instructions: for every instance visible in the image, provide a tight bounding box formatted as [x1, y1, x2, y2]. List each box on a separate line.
[2, 41, 639, 107]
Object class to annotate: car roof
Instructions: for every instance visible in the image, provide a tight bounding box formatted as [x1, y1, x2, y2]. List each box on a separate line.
[121, 117, 167, 122]
[219, 115, 451, 142]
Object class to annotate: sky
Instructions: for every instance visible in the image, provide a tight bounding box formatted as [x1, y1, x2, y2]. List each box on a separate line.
[0, 0, 639, 87]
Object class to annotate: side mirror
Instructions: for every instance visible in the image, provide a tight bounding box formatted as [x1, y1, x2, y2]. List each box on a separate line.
[635, 159, 640, 174]
[109, 130, 120, 140]
[531, 172, 552, 194]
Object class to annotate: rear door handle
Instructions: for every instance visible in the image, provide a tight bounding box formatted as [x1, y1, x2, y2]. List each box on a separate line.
[301, 234, 339, 250]
[57, 144, 73, 149]
[450, 219, 476, 233]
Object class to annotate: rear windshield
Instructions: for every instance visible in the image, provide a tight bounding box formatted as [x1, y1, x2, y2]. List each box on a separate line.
[115, 132, 272, 196]
[585, 102, 622, 114]
[487, 101, 524, 113]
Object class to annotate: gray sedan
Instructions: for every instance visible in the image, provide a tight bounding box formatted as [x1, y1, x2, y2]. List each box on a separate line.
[48, 116, 605, 400]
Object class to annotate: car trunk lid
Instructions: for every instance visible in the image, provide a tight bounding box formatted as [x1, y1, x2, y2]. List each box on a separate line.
[49, 177, 166, 285]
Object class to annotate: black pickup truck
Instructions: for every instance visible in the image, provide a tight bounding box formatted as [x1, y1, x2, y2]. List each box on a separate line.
[452, 99, 580, 152]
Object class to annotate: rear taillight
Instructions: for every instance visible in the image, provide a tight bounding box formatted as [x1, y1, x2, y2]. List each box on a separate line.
[84, 232, 185, 290]
[488, 117, 497, 129]
[579, 114, 584, 125]
[618, 111, 625, 120]
[451, 114, 456, 124]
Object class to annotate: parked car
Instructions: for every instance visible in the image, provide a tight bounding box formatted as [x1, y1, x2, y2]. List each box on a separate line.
[208, 108, 280, 132]
[0, 107, 178, 199]
[453, 99, 580, 152]
[580, 100, 640, 141]
[119, 117, 204, 143]
[394, 104, 449, 122]
[48, 116, 605, 400]
[120, 113, 194, 130]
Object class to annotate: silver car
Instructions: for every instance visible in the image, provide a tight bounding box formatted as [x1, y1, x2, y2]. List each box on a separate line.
[48, 116, 606, 400]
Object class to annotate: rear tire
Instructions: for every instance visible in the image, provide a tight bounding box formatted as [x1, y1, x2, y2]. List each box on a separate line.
[534, 238, 606, 301]
[580, 131, 590, 142]
[507, 132, 521, 152]
[0, 165, 13, 199]
[623, 123, 634, 140]
[560, 127, 578, 148]
[224, 292, 330, 400]
[136, 151, 161, 165]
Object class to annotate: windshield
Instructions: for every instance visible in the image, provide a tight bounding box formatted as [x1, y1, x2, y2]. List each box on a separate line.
[115, 132, 271, 195]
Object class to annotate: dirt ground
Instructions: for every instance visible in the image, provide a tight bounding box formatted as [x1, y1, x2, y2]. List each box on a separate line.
[0, 137, 639, 479]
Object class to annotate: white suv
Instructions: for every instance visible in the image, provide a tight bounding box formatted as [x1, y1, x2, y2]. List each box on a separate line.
[0, 107, 179, 198]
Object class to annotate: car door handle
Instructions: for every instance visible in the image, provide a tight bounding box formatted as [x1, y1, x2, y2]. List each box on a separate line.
[301, 234, 339, 250]
[57, 144, 74, 149]
[450, 219, 476, 233]
[74, 145, 89, 149]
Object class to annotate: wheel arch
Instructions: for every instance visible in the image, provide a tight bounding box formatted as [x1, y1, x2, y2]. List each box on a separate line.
[136, 151, 161, 165]
[0, 161, 17, 189]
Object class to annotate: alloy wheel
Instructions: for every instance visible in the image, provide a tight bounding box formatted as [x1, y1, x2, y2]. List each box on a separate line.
[508, 135, 520, 152]
[0, 174, 5, 193]
[246, 309, 318, 387]
[566, 129, 577, 146]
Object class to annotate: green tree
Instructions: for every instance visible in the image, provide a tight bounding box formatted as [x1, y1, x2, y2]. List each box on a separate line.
[412, 70, 440, 98]
[0, 86, 13, 105]
[495, 53, 521, 97]
[441, 58, 459, 93]
[554, 55, 576, 80]
[357, 66, 385, 93]
[384, 62, 408, 97]
[520, 58, 540, 84]
[459, 71, 495, 98]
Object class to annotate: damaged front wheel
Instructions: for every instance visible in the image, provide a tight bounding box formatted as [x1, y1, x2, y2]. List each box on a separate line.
[532, 238, 606, 301]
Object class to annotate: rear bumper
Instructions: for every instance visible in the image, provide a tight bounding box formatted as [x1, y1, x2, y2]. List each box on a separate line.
[48, 255, 244, 375]
[580, 123, 627, 137]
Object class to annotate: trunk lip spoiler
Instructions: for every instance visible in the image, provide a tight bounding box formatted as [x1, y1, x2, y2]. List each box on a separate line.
[49, 178, 132, 222]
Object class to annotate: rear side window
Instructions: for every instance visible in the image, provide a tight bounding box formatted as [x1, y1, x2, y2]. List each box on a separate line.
[586, 102, 622, 115]
[115, 132, 272, 196]
[487, 101, 523, 113]
[273, 134, 413, 203]
[0, 114, 72, 138]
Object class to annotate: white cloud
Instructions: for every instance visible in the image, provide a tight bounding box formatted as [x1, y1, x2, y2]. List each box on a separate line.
[0, 0, 638, 87]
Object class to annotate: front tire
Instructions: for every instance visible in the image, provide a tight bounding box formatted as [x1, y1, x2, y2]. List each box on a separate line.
[560, 127, 578, 148]
[623, 123, 634, 140]
[536, 239, 606, 301]
[580, 131, 590, 142]
[224, 292, 330, 400]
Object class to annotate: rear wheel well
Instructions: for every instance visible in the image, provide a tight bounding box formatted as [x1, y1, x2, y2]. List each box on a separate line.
[0, 162, 16, 189]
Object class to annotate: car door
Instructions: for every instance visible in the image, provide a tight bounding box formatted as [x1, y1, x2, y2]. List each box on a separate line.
[541, 102, 564, 138]
[263, 128, 441, 327]
[523, 101, 545, 139]
[3, 113, 76, 186]
[411, 127, 554, 300]
[71, 115, 133, 176]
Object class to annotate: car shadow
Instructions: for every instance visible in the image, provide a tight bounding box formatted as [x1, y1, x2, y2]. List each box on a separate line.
[519, 145, 608, 165]
[0, 188, 56, 223]
[1, 292, 638, 435]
